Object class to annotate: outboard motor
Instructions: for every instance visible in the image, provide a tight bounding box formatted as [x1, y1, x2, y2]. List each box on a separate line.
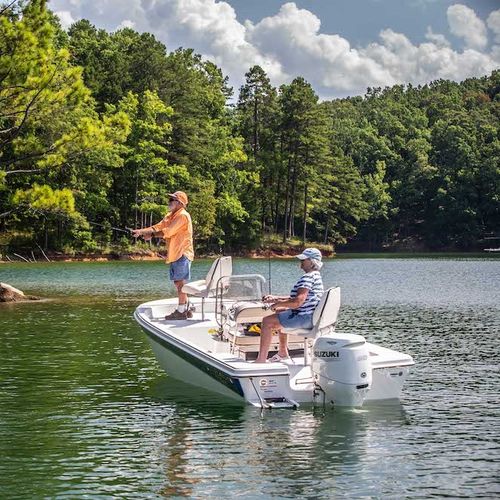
[311, 333, 372, 407]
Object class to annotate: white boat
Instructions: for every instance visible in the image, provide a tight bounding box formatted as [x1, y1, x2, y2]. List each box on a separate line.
[134, 257, 414, 409]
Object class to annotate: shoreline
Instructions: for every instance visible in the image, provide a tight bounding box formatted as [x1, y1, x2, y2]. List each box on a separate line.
[0, 249, 326, 263]
[0, 248, 497, 263]
[0, 245, 334, 263]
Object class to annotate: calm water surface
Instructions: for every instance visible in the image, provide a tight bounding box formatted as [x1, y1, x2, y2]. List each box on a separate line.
[1, 257, 499, 498]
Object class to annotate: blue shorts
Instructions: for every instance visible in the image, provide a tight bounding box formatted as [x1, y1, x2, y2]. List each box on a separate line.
[169, 255, 191, 282]
[278, 311, 313, 330]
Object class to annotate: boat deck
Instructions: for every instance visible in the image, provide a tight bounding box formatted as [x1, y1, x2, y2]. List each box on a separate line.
[136, 297, 413, 371]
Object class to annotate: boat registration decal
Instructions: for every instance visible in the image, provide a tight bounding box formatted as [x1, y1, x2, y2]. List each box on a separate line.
[259, 378, 278, 388]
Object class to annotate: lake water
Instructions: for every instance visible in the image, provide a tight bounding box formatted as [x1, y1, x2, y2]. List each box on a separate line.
[1, 257, 499, 498]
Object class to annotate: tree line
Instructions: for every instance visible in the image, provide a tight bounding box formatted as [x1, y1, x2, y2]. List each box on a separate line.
[1, 0, 499, 256]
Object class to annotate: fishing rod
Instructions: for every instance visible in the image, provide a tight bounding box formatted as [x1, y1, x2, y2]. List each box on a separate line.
[268, 248, 272, 294]
[19, 207, 135, 235]
[13, 205, 160, 239]
[88, 221, 133, 234]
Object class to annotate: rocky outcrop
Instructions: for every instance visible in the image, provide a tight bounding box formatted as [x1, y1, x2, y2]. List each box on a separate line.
[0, 283, 40, 302]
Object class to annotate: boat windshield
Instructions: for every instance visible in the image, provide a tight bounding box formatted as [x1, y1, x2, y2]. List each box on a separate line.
[213, 274, 265, 327]
[217, 274, 266, 302]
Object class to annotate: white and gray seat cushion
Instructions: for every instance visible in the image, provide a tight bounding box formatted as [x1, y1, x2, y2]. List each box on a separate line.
[281, 287, 341, 337]
[230, 301, 273, 324]
[182, 256, 232, 298]
[181, 279, 209, 296]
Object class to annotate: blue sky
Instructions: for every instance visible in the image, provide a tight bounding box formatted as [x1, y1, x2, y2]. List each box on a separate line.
[50, 0, 500, 99]
[227, 0, 498, 47]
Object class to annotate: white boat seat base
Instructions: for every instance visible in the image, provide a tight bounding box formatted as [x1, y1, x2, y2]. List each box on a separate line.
[223, 330, 306, 347]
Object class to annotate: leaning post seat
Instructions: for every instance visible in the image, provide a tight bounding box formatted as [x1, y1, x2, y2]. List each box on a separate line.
[230, 301, 274, 324]
[182, 256, 233, 319]
[281, 287, 341, 365]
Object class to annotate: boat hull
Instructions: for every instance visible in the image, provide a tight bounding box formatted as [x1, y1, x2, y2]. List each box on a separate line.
[366, 366, 412, 402]
[143, 326, 245, 401]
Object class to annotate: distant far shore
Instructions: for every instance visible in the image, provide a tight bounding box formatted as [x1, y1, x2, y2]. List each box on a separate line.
[0, 247, 329, 263]
[0, 247, 497, 263]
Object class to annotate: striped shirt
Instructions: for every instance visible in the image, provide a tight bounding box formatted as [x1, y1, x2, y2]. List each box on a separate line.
[290, 271, 324, 316]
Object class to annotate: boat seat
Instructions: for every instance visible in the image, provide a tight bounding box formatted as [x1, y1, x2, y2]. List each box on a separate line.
[222, 289, 340, 359]
[281, 287, 340, 336]
[182, 256, 232, 319]
[230, 301, 274, 324]
[281, 287, 341, 364]
[182, 279, 209, 295]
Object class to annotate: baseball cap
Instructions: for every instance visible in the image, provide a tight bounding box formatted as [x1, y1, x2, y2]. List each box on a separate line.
[168, 191, 188, 206]
[295, 248, 322, 261]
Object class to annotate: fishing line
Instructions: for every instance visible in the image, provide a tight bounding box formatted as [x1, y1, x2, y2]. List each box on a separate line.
[88, 221, 133, 234]
[268, 249, 272, 294]
[18, 206, 135, 235]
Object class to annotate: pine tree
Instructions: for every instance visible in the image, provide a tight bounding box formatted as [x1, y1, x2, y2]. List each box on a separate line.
[236, 65, 279, 234]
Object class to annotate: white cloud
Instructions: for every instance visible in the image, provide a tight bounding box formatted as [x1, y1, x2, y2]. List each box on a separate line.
[447, 4, 488, 49]
[143, 0, 285, 83]
[246, 3, 394, 93]
[425, 27, 451, 48]
[362, 28, 495, 89]
[54, 10, 75, 30]
[116, 19, 135, 30]
[487, 10, 500, 44]
[51, 1, 499, 99]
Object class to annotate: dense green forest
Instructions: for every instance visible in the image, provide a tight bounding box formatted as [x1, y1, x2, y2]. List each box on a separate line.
[1, 0, 499, 256]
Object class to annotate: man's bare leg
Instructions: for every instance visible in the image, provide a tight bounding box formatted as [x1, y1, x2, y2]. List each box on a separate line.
[278, 331, 289, 358]
[164, 280, 192, 319]
[174, 280, 188, 308]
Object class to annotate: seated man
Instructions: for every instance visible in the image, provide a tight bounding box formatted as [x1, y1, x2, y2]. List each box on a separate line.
[255, 248, 324, 363]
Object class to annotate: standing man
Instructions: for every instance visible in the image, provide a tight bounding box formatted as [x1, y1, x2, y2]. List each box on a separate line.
[131, 191, 194, 320]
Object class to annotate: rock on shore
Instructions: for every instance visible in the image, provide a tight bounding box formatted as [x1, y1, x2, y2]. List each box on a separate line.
[0, 283, 40, 302]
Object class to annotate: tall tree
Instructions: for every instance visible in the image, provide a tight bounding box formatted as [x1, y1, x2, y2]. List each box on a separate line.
[0, 0, 129, 251]
[109, 90, 186, 231]
[278, 77, 332, 242]
[236, 65, 279, 233]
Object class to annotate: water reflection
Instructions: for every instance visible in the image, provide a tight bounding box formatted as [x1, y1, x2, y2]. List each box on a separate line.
[157, 417, 197, 497]
[147, 377, 410, 498]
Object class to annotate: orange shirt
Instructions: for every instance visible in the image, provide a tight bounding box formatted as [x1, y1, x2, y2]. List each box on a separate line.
[151, 208, 194, 263]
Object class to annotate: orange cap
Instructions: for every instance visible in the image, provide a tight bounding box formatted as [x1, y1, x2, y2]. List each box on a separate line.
[168, 191, 188, 206]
